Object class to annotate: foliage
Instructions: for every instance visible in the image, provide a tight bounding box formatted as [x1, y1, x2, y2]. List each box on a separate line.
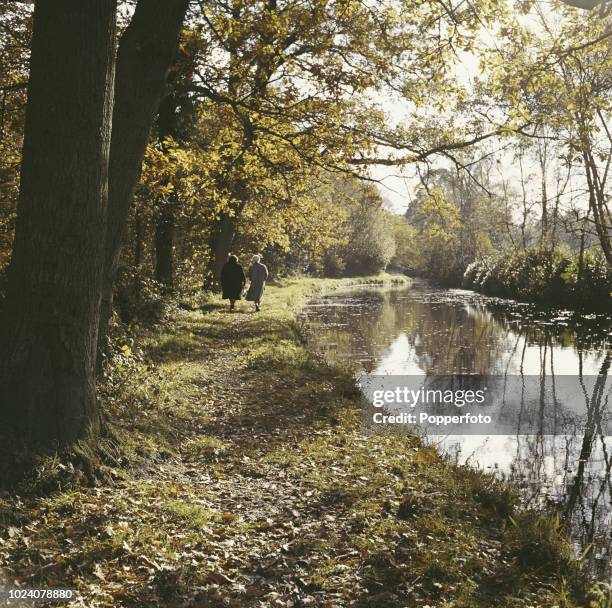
[402, 174, 502, 284]
[114, 268, 174, 325]
[508, 512, 574, 574]
[464, 247, 612, 309]
[389, 216, 419, 272]
[0, 5, 30, 272]
[339, 186, 397, 276]
[588, 582, 612, 608]
[482, 7, 612, 264]
[1, 0, 610, 600]
[110, 0, 517, 290]
[283, 178, 400, 278]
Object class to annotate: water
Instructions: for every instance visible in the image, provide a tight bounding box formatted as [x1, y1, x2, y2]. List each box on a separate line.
[300, 279, 612, 578]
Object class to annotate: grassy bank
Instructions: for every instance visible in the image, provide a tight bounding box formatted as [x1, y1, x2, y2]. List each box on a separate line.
[0, 274, 600, 607]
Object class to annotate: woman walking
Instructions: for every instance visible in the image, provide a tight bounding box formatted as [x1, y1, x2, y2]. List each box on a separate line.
[220, 254, 246, 312]
[246, 254, 269, 312]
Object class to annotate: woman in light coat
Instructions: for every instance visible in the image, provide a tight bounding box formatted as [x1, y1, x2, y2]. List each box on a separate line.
[245, 254, 269, 312]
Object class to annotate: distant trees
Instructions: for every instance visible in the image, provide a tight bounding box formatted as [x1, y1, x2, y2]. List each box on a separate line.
[320, 180, 397, 276]
[402, 5, 612, 289]
[343, 197, 397, 275]
[399, 165, 506, 283]
[484, 6, 612, 266]
[152, 0, 507, 284]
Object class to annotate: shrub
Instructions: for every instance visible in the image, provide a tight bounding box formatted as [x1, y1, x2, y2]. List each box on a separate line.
[323, 251, 346, 278]
[114, 266, 170, 325]
[507, 512, 575, 576]
[463, 247, 612, 310]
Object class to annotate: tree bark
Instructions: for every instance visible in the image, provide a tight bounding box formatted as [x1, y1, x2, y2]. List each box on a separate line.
[0, 0, 116, 447]
[537, 140, 548, 245]
[577, 222, 586, 284]
[582, 146, 612, 267]
[97, 0, 188, 362]
[210, 213, 239, 285]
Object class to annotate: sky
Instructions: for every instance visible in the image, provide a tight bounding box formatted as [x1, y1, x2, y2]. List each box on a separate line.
[369, 3, 575, 216]
[370, 52, 483, 214]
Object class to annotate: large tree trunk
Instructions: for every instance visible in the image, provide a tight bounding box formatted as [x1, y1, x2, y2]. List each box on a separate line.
[0, 0, 116, 447]
[97, 0, 188, 363]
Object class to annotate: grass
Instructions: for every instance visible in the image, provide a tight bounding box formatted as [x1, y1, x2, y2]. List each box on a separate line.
[0, 273, 597, 607]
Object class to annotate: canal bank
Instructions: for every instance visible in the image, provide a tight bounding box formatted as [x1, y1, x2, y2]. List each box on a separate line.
[0, 275, 604, 607]
[302, 280, 612, 580]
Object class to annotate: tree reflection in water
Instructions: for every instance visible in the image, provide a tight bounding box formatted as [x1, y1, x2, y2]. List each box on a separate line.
[301, 281, 612, 576]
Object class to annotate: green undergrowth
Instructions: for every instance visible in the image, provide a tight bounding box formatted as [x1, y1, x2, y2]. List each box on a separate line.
[0, 274, 602, 607]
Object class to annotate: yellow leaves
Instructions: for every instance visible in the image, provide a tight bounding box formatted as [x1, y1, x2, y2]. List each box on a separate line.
[138, 136, 218, 218]
[482, 6, 612, 147]
[420, 187, 461, 231]
[415, 446, 440, 464]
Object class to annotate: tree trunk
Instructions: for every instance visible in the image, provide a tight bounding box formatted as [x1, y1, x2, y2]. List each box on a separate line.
[206, 29, 249, 289]
[577, 222, 586, 285]
[583, 147, 612, 267]
[151, 87, 186, 292]
[155, 201, 176, 289]
[538, 140, 548, 245]
[0, 0, 116, 447]
[209, 213, 239, 287]
[97, 0, 188, 363]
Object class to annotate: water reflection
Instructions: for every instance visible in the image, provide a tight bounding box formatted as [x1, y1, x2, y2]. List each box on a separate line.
[301, 280, 612, 577]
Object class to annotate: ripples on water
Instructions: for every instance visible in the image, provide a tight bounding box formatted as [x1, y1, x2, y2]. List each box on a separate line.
[300, 279, 612, 578]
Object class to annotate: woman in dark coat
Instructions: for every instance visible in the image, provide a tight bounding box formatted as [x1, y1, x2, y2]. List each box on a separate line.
[245, 254, 269, 312]
[220, 254, 246, 311]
